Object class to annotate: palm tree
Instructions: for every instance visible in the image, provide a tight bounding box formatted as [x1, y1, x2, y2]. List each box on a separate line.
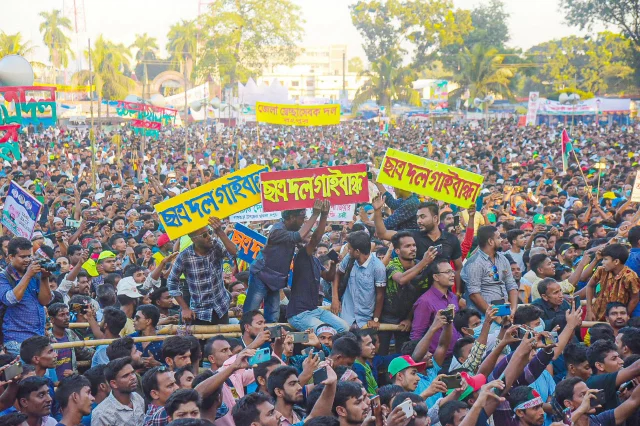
[38, 9, 74, 77]
[131, 33, 159, 97]
[166, 19, 199, 83]
[352, 56, 416, 111]
[449, 44, 515, 108]
[72, 35, 135, 121]
[131, 33, 159, 62]
[0, 32, 36, 57]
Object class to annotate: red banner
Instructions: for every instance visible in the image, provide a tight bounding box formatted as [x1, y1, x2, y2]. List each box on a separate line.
[131, 119, 161, 130]
[260, 164, 369, 212]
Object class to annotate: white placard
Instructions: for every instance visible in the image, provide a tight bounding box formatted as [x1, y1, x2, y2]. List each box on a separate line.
[230, 203, 355, 222]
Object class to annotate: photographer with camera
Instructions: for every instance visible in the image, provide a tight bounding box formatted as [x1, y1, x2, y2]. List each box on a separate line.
[0, 237, 53, 357]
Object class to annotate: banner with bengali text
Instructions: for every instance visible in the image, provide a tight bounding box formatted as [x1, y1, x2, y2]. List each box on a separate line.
[2, 181, 42, 239]
[155, 164, 269, 240]
[230, 202, 355, 222]
[255, 102, 340, 126]
[260, 164, 368, 212]
[377, 148, 484, 208]
[230, 223, 267, 264]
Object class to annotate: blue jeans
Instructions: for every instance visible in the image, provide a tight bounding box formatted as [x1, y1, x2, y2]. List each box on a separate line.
[288, 308, 349, 333]
[244, 272, 281, 322]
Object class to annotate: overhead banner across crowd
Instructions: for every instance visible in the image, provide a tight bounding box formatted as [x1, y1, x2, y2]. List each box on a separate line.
[155, 164, 269, 240]
[2, 181, 42, 238]
[260, 164, 368, 212]
[255, 102, 340, 126]
[230, 202, 356, 222]
[230, 223, 267, 264]
[377, 148, 484, 208]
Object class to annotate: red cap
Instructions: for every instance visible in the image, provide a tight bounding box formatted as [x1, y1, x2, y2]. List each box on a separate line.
[157, 233, 171, 247]
[461, 372, 486, 391]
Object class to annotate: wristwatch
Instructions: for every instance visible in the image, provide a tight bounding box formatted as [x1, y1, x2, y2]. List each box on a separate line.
[373, 317, 379, 323]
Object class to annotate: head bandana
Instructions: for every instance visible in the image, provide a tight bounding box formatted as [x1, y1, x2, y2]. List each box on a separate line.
[513, 389, 543, 412]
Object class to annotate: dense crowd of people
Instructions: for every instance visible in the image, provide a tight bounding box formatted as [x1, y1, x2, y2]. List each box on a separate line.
[0, 117, 640, 426]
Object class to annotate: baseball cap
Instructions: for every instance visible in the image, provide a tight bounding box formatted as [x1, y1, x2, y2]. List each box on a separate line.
[117, 277, 143, 298]
[97, 251, 116, 261]
[80, 198, 90, 206]
[446, 372, 487, 400]
[558, 243, 579, 256]
[388, 355, 426, 378]
[157, 233, 170, 247]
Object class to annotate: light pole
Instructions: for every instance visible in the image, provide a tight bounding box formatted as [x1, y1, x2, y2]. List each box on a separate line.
[559, 92, 580, 135]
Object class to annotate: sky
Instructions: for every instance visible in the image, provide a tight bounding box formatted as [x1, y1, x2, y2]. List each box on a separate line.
[3, 0, 601, 69]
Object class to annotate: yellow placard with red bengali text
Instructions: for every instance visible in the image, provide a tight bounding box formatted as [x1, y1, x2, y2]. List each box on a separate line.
[256, 102, 340, 126]
[376, 148, 484, 208]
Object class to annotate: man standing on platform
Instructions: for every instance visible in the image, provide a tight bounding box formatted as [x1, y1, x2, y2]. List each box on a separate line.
[245, 200, 324, 322]
[168, 216, 238, 325]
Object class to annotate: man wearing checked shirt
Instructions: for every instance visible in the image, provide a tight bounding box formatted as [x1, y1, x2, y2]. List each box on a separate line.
[168, 216, 238, 325]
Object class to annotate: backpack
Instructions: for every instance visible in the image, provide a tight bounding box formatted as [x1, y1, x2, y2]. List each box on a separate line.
[338, 257, 357, 300]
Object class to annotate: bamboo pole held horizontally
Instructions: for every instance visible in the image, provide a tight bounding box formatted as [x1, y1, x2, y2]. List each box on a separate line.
[51, 333, 243, 350]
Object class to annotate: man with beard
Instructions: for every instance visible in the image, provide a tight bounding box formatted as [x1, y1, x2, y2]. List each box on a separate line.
[267, 366, 305, 425]
[232, 392, 283, 426]
[388, 356, 426, 393]
[374, 198, 464, 299]
[92, 357, 145, 425]
[16, 376, 56, 426]
[379, 232, 437, 355]
[168, 216, 238, 325]
[507, 386, 545, 426]
[90, 307, 128, 367]
[48, 303, 94, 378]
[461, 226, 518, 321]
[55, 375, 95, 426]
[605, 302, 629, 336]
[332, 381, 371, 426]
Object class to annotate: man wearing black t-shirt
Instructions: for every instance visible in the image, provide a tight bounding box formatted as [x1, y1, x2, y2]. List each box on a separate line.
[287, 200, 348, 333]
[585, 339, 640, 411]
[373, 197, 464, 296]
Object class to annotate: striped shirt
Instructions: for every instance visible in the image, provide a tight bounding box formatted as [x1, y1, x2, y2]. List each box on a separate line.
[461, 249, 517, 311]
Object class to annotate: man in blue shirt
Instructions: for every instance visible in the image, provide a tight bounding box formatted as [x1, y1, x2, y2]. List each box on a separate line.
[0, 237, 53, 357]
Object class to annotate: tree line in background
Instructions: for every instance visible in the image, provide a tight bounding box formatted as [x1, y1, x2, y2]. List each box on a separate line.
[350, 0, 640, 110]
[1, 0, 639, 111]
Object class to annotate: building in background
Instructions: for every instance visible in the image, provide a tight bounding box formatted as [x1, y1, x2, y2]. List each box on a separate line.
[258, 45, 366, 103]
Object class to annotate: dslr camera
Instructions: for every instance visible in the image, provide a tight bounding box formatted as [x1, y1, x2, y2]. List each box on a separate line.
[36, 258, 60, 273]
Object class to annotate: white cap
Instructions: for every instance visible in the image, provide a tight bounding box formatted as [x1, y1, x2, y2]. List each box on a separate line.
[117, 277, 143, 298]
[80, 199, 90, 206]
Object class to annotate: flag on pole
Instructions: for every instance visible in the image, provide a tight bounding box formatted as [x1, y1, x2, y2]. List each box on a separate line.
[561, 129, 572, 173]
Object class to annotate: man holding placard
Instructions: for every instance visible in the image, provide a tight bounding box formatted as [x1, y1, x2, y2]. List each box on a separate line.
[244, 200, 324, 323]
